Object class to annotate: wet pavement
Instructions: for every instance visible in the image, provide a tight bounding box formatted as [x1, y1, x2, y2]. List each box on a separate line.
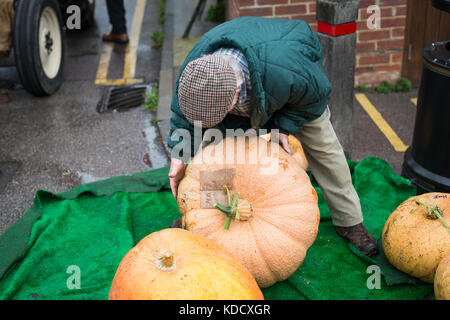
[0, 0, 168, 235]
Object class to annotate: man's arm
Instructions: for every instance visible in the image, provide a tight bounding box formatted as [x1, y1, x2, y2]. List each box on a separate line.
[269, 98, 329, 136]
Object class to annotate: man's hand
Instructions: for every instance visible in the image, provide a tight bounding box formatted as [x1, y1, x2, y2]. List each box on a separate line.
[273, 132, 291, 153]
[168, 158, 186, 200]
[278, 132, 291, 153]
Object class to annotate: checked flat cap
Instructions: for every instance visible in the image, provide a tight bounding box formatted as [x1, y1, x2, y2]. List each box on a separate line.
[178, 55, 237, 128]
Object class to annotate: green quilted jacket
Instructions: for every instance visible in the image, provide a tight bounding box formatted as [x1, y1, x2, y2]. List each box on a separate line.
[168, 16, 331, 158]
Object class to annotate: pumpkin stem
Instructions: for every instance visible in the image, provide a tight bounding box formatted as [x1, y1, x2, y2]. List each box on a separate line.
[223, 184, 232, 205]
[231, 193, 239, 207]
[414, 200, 450, 234]
[156, 250, 175, 272]
[214, 185, 240, 230]
[230, 193, 239, 220]
[224, 216, 232, 230]
[214, 203, 232, 215]
[213, 203, 233, 230]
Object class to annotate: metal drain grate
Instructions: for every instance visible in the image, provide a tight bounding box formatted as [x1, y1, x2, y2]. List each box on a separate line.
[97, 84, 152, 113]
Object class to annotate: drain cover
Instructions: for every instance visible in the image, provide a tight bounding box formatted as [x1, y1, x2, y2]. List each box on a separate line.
[97, 84, 152, 113]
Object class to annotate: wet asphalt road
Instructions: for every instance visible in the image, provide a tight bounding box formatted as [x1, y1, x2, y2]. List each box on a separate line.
[0, 0, 168, 235]
[351, 88, 419, 175]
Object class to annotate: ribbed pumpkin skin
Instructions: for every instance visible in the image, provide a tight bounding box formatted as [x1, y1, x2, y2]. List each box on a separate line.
[434, 251, 450, 300]
[108, 228, 264, 300]
[260, 133, 308, 170]
[177, 136, 320, 288]
[382, 193, 450, 283]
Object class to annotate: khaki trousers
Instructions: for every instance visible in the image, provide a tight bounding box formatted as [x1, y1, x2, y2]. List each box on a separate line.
[296, 106, 363, 227]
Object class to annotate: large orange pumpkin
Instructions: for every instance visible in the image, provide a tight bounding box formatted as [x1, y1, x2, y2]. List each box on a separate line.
[177, 136, 320, 288]
[382, 192, 450, 283]
[108, 228, 264, 300]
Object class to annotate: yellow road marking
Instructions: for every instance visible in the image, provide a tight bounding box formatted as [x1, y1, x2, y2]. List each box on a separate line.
[96, 42, 113, 81]
[410, 98, 417, 106]
[124, 0, 147, 79]
[355, 93, 408, 152]
[95, 0, 146, 86]
[95, 78, 144, 86]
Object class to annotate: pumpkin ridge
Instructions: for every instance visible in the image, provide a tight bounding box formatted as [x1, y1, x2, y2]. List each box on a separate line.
[247, 218, 278, 286]
[246, 174, 313, 208]
[250, 193, 312, 209]
[205, 220, 233, 240]
[253, 202, 318, 220]
[244, 174, 306, 205]
[434, 251, 450, 300]
[231, 159, 305, 199]
[185, 208, 225, 234]
[207, 219, 271, 284]
[252, 211, 312, 245]
[249, 217, 307, 285]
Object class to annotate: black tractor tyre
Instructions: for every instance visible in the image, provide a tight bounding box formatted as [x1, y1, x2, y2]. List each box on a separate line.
[13, 0, 65, 96]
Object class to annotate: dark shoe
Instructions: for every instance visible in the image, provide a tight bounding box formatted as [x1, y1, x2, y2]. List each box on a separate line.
[170, 218, 182, 229]
[335, 223, 379, 256]
[102, 32, 129, 44]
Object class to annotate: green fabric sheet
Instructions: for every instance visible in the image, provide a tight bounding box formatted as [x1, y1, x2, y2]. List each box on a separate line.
[0, 157, 433, 300]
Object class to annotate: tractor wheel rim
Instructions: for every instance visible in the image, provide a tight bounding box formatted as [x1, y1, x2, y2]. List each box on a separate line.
[39, 7, 62, 79]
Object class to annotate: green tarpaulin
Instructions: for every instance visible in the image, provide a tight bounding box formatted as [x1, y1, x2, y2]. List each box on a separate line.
[0, 157, 433, 300]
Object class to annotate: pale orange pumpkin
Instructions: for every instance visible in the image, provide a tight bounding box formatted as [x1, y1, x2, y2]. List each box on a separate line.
[434, 251, 450, 300]
[260, 133, 308, 170]
[177, 136, 320, 288]
[382, 192, 450, 283]
[108, 228, 264, 300]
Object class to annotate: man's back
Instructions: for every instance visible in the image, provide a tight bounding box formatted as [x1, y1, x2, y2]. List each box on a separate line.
[169, 16, 332, 152]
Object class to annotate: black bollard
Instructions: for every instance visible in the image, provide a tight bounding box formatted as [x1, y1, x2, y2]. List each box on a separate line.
[402, 0, 450, 194]
[402, 40, 450, 194]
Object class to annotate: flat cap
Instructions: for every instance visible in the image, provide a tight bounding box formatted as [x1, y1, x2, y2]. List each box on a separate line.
[178, 55, 237, 128]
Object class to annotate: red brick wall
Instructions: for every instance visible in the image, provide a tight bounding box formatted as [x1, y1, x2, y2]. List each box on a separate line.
[227, 0, 318, 30]
[226, 0, 407, 86]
